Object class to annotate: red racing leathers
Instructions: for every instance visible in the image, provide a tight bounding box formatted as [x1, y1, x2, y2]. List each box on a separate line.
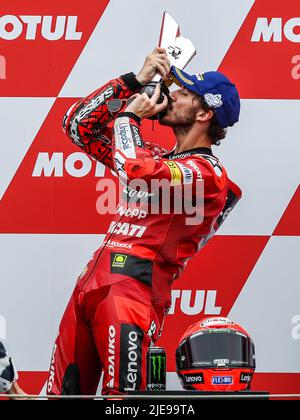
[47, 73, 242, 396]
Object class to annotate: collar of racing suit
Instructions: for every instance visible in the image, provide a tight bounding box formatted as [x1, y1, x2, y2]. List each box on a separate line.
[163, 147, 214, 160]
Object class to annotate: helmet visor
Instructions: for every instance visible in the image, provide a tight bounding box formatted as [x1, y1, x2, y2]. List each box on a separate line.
[177, 329, 256, 369]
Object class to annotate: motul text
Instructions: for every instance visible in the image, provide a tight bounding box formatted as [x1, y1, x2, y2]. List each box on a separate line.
[169, 290, 222, 315]
[32, 153, 107, 178]
[251, 18, 300, 43]
[0, 16, 82, 41]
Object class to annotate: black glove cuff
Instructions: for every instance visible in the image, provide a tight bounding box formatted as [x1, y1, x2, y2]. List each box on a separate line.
[121, 72, 143, 92]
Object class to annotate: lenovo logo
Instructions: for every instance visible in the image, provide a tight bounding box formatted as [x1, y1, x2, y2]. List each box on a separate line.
[251, 18, 300, 43]
[124, 331, 139, 391]
[0, 15, 82, 41]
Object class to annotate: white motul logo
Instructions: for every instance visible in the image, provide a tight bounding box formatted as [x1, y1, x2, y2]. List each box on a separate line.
[0, 16, 82, 41]
[106, 326, 116, 389]
[169, 290, 222, 315]
[124, 331, 138, 392]
[32, 153, 106, 178]
[251, 18, 300, 43]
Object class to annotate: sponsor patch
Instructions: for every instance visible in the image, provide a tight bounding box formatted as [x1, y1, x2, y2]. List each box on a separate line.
[177, 162, 193, 184]
[102, 240, 133, 250]
[112, 254, 128, 268]
[110, 252, 153, 286]
[147, 320, 157, 338]
[119, 123, 132, 151]
[186, 159, 202, 180]
[116, 204, 147, 220]
[107, 221, 147, 238]
[106, 325, 116, 389]
[204, 93, 223, 108]
[200, 317, 234, 328]
[114, 151, 127, 177]
[168, 151, 193, 160]
[212, 376, 233, 385]
[131, 125, 145, 148]
[119, 324, 143, 392]
[240, 372, 253, 383]
[183, 373, 204, 385]
[164, 161, 182, 185]
[114, 118, 136, 158]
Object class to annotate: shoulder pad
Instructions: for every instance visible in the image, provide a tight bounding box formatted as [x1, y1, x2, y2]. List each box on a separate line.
[194, 154, 227, 190]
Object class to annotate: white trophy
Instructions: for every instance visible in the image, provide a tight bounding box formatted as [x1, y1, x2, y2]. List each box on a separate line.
[108, 12, 196, 117]
[138, 11, 197, 119]
[153, 11, 196, 84]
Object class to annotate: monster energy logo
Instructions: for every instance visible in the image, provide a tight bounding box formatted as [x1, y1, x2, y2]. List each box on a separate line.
[150, 355, 166, 382]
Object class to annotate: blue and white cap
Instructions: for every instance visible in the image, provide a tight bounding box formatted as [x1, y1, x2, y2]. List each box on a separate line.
[170, 66, 241, 129]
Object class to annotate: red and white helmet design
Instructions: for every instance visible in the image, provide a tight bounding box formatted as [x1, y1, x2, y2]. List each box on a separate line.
[176, 317, 256, 392]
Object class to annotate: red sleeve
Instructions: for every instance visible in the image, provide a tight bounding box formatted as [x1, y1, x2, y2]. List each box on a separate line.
[62, 73, 143, 170]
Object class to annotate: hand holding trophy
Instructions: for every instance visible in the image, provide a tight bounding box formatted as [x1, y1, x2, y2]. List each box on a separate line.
[109, 12, 196, 119]
[129, 12, 197, 119]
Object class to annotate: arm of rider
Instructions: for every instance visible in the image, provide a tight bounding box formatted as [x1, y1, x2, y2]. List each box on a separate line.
[62, 48, 171, 167]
